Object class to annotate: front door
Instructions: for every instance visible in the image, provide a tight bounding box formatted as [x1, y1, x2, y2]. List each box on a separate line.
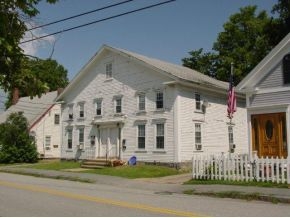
[99, 128, 119, 158]
[251, 113, 287, 158]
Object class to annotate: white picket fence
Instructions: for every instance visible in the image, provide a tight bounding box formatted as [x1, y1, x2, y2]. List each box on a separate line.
[192, 154, 290, 184]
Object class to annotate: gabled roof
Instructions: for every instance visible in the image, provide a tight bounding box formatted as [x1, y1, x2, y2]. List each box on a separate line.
[237, 32, 290, 91]
[0, 91, 58, 127]
[57, 45, 229, 100]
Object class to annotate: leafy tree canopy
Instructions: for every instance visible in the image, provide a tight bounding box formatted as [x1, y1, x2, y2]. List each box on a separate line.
[0, 112, 38, 163]
[5, 58, 69, 108]
[182, 1, 290, 85]
[0, 0, 57, 96]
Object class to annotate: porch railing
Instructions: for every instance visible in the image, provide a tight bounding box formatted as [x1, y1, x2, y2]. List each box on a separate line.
[192, 153, 290, 184]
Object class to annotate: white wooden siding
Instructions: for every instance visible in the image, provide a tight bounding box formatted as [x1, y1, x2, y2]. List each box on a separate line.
[31, 104, 61, 158]
[256, 62, 283, 88]
[249, 91, 290, 107]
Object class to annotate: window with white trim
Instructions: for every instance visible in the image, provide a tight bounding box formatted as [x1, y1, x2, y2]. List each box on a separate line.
[68, 105, 73, 120]
[115, 97, 122, 113]
[156, 123, 164, 149]
[138, 93, 145, 111]
[138, 124, 145, 149]
[228, 126, 234, 145]
[156, 91, 163, 109]
[106, 62, 112, 79]
[195, 123, 202, 150]
[79, 128, 84, 146]
[195, 93, 201, 111]
[54, 114, 60, 124]
[67, 129, 72, 149]
[45, 136, 51, 150]
[95, 99, 102, 116]
[79, 103, 85, 118]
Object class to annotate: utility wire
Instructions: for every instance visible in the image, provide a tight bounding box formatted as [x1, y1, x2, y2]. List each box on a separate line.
[20, 0, 175, 44]
[27, 0, 134, 31]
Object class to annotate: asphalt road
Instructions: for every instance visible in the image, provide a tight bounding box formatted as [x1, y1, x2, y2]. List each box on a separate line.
[0, 172, 290, 217]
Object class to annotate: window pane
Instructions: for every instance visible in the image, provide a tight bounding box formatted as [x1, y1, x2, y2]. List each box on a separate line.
[67, 129, 72, 149]
[195, 123, 202, 144]
[156, 136, 164, 149]
[45, 136, 51, 147]
[54, 114, 60, 124]
[106, 63, 112, 78]
[116, 98, 122, 113]
[79, 104, 84, 118]
[156, 124, 164, 149]
[195, 93, 201, 110]
[96, 100, 102, 115]
[157, 123, 164, 136]
[79, 128, 84, 144]
[156, 92, 163, 109]
[139, 94, 145, 111]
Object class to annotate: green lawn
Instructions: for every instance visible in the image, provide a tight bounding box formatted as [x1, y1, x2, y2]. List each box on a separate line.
[86, 164, 181, 178]
[23, 160, 81, 170]
[23, 160, 181, 179]
[185, 178, 288, 188]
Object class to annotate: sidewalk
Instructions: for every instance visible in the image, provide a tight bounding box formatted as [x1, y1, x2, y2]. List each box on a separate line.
[1, 166, 290, 204]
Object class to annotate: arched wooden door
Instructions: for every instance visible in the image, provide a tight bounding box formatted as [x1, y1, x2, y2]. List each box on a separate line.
[251, 113, 287, 158]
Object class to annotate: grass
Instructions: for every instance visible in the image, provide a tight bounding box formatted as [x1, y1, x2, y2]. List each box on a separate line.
[85, 164, 181, 178]
[183, 189, 289, 204]
[20, 160, 181, 179]
[185, 179, 289, 188]
[21, 160, 81, 170]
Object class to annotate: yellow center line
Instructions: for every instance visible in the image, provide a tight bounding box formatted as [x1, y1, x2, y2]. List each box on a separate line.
[0, 180, 203, 217]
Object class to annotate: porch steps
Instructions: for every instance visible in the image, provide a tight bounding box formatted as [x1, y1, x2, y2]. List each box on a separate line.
[81, 159, 113, 169]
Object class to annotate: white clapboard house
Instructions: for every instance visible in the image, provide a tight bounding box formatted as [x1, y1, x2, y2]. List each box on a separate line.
[237, 32, 290, 158]
[0, 90, 62, 158]
[56, 45, 248, 164]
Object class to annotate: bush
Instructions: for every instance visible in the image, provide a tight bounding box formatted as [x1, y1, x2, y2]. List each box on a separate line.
[0, 112, 38, 163]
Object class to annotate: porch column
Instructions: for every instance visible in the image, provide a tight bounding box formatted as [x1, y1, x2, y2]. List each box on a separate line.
[286, 106, 290, 159]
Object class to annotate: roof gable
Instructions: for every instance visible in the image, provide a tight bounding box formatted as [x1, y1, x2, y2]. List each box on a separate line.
[0, 91, 57, 126]
[57, 45, 228, 100]
[237, 32, 290, 91]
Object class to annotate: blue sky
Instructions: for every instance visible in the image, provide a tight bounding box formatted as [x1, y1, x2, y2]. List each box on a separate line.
[0, 0, 277, 111]
[24, 0, 277, 81]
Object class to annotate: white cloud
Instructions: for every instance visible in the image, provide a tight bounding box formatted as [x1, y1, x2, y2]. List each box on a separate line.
[20, 23, 55, 57]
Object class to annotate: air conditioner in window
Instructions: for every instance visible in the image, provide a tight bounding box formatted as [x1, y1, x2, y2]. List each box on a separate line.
[195, 144, 202, 151]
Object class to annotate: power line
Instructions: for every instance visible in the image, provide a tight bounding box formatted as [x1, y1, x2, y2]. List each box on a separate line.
[20, 0, 176, 44]
[27, 0, 134, 31]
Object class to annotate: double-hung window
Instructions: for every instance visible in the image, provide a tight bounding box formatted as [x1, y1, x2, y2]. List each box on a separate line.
[67, 129, 72, 149]
[195, 93, 201, 111]
[79, 128, 84, 146]
[156, 91, 163, 109]
[138, 93, 145, 111]
[79, 103, 85, 118]
[95, 99, 102, 116]
[228, 126, 234, 145]
[106, 63, 112, 79]
[115, 97, 122, 113]
[138, 125, 145, 149]
[45, 136, 51, 150]
[54, 114, 60, 124]
[68, 105, 73, 120]
[195, 123, 202, 150]
[156, 123, 164, 149]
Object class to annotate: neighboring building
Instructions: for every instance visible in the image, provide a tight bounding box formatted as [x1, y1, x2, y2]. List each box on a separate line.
[0, 90, 62, 158]
[237, 32, 290, 158]
[56, 45, 248, 164]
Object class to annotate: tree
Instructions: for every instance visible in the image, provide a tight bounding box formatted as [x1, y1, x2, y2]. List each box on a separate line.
[5, 58, 69, 108]
[0, 0, 57, 97]
[182, 3, 290, 85]
[0, 112, 38, 163]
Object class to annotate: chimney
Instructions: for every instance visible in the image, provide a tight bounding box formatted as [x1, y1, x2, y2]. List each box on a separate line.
[57, 87, 64, 96]
[12, 87, 19, 105]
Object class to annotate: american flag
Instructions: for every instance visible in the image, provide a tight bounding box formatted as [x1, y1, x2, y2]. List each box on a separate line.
[227, 63, 236, 119]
